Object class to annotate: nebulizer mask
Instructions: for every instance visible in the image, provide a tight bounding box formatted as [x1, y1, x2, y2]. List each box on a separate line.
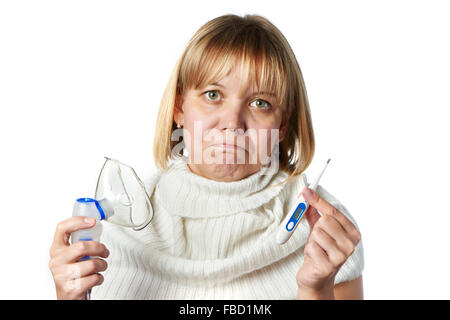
[70, 157, 154, 299]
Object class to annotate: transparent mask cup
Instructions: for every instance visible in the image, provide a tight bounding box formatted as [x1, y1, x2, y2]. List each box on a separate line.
[94, 157, 154, 231]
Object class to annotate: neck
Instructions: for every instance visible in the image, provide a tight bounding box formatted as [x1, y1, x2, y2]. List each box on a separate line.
[154, 155, 288, 218]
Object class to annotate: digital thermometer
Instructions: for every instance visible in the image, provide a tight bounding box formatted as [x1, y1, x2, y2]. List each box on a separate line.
[276, 159, 331, 245]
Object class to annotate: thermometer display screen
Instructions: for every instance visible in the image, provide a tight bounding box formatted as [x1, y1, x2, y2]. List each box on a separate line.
[291, 202, 307, 222]
[293, 208, 303, 221]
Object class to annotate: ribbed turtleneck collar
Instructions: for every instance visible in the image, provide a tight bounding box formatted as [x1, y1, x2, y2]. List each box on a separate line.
[154, 156, 289, 218]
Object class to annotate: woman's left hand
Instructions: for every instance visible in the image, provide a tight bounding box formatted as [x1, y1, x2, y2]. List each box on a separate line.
[296, 187, 361, 299]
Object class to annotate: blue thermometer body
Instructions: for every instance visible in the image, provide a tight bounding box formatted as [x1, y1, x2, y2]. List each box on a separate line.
[285, 201, 307, 232]
[276, 158, 331, 245]
[276, 196, 310, 244]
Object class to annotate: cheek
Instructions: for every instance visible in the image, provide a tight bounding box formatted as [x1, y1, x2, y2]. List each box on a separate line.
[182, 101, 216, 130]
[251, 121, 282, 146]
[243, 125, 281, 164]
[182, 110, 217, 153]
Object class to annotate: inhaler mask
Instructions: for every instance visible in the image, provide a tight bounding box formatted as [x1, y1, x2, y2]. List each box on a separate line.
[70, 157, 153, 300]
[94, 157, 154, 230]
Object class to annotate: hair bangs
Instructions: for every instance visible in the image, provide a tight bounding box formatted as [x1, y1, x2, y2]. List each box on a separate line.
[179, 42, 235, 93]
[179, 26, 288, 109]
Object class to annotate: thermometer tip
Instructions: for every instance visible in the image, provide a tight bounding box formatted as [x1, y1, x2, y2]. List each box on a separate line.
[327, 158, 331, 164]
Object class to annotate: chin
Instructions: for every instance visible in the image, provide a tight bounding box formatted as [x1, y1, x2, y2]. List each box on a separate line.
[208, 164, 247, 182]
[198, 159, 261, 182]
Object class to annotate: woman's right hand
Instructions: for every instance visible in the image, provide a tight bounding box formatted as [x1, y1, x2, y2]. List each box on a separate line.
[48, 216, 110, 300]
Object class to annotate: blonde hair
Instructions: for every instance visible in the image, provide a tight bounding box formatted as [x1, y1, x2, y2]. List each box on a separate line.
[153, 14, 315, 182]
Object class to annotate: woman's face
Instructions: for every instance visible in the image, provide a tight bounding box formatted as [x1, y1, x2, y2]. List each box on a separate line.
[175, 67, 286, 182]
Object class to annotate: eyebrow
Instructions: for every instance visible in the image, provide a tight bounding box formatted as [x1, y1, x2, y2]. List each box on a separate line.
[209, 82, 276, 98]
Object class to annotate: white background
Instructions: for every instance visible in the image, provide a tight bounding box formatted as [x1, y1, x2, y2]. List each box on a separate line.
[1, 0, 449, 299]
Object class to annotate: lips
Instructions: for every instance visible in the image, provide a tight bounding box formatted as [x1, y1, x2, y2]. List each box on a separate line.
[209, 143, 246, 152]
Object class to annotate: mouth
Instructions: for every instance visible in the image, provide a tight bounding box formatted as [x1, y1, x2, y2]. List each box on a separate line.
[209, 143, 247, 152]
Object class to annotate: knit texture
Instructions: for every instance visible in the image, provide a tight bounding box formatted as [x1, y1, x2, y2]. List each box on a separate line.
[92, 156, 364, 299]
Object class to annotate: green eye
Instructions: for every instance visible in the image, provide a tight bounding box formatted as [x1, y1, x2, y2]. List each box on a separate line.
[251, 99, 271, 109]
[205, 90, 221, 101]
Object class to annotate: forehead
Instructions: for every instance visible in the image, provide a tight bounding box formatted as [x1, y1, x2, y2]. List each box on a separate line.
[204, 68, 274, 93]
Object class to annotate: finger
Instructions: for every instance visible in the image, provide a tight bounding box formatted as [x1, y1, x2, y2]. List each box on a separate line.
[52, 217, 96, 250]
[52, 258, 107, 283]
[71, 258, 108, 278]
[57, 241, 110, 264]
[302, 188, 358, 239]
[79, 273, 104, 295]
[310, 227, 347, 268]
[304, 240, 332, 272]
[65, 273, 104, 299]
[302, 188, 337, 217]
[80, 259, 108, 277]
[316, 215, 357, 256]
[315, 202, 361, 245]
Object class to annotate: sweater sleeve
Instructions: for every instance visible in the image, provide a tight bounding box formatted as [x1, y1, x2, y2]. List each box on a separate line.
[315, 184, 365, 284]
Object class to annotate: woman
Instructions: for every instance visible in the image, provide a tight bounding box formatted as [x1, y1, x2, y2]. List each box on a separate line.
[49, 14, 364, 300]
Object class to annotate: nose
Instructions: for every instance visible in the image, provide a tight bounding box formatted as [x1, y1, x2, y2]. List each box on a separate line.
[219, 102, 246, 132]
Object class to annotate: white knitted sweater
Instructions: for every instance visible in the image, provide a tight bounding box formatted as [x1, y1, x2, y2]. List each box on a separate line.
[92, 156, 364, 299]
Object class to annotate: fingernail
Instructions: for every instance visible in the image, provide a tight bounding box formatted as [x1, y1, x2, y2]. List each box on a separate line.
[84, 217, 95, 225]
[302, 187, 314, 200]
